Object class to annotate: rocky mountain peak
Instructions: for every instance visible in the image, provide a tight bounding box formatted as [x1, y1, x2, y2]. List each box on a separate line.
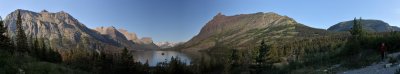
[215, 12, 225, 17]
[41, 10, 49, 13]
[140, 37, 153, 44]
[182, 12, 312, 51]
[94, 26, 128, 42]
[118, 29, 138, 41]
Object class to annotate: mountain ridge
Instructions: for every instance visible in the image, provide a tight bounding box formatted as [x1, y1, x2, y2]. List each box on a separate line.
[180, 12, 331, 51]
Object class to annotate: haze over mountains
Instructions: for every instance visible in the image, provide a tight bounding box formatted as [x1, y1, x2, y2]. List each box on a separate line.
[3, 9, 159, 52]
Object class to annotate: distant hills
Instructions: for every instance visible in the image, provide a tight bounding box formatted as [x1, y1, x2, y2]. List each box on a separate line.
[3, 9, 159, 52]
[179, 12, 400, 52]
[328, 19, 400, 32]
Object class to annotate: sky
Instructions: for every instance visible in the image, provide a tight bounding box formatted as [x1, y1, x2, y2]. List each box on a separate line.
[1, 0, 399, 42]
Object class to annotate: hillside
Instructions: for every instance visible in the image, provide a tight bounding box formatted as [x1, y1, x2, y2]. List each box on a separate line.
[328, 19, 400, 32]
[180, 12, 332, 51]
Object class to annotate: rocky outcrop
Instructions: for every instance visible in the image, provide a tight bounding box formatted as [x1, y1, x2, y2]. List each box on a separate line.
[328, 19, 400, 32]
[118, 29, 138, 41]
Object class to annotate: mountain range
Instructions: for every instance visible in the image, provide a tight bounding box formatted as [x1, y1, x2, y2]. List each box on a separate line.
[179, 12, 399, 51]
[2, 9, 399, 53]
[3, 9, 159, 53]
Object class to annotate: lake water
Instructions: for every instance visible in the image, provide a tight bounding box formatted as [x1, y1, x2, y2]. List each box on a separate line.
[132, 51, 192, 66]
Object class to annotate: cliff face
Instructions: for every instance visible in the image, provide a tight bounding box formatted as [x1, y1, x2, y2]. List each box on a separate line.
[3, 9, 159, 52]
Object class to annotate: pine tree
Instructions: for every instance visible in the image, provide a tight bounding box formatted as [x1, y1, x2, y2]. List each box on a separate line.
[143, 60, 150, 73]
[48, 46, 62, 63]
[15, 10, 28, 52]
[230, 49, 239, 66]
[256, 39, 269, 64]
[98, 51, 113, 74]
[0, 16, 14, 51]
[39, 38, 47, 60]
[33, 37, 40, 58]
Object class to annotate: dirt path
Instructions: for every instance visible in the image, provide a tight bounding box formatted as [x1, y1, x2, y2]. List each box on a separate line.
[338, 52, 400, 74]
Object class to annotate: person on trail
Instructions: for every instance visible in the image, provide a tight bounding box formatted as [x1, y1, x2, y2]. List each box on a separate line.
[380, 43, 387, 61]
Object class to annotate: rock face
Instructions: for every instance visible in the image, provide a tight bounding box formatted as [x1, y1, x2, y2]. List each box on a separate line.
[328, 19, 400, 32]
[181, 12, 329, 51]
[3, 9, 159, 52]
[118, 29, 138, 41]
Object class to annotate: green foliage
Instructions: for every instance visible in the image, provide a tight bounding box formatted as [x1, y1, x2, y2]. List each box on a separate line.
[116, 47, 143, 74]
[0, 46, 86, 74]
[350, 17, 364, 37]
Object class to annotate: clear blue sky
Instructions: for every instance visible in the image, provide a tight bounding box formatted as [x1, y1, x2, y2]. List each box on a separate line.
[1, 0, 399, 42]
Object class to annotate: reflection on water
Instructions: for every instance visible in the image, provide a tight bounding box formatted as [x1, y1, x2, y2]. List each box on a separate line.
[132, 51, 192, 66]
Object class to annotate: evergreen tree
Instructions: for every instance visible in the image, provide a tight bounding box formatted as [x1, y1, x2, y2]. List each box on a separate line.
[0, 16, 14, 51]
[15, 10, 28, 52]
[143, 60, 150, 73]
[347, 17, 364, 54]
[256, 39, 269, 64]
[230, 49, 239, 66]
[39, 38, 47, 60]
[98, 51, 113, 74]
[33, 37, 40, 57]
